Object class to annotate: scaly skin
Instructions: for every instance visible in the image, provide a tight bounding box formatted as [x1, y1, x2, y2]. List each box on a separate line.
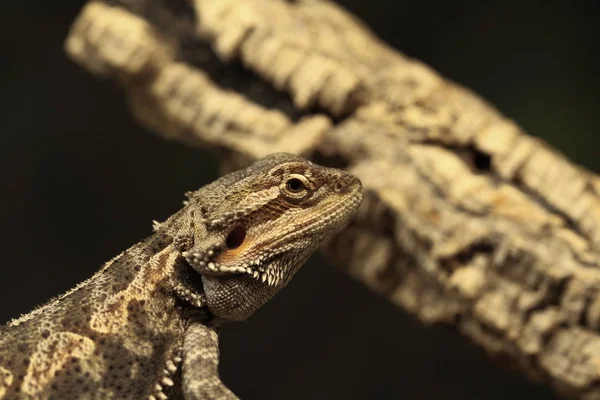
[0, 153, 362, 399]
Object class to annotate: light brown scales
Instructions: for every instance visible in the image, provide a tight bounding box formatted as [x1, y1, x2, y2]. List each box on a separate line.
[0, 153, 362, 399]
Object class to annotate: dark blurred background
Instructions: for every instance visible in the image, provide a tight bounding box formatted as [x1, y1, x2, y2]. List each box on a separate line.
[1, 1, 598, 399]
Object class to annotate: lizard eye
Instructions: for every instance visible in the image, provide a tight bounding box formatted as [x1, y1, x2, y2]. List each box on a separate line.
[226, 226, 246, 249]
[280, 174, 311, 202]
[286, 178, 304, 192]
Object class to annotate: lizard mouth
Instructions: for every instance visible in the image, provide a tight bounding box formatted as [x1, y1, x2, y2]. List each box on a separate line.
[197, 254, 283, 286]
[234, 186, 362, 287]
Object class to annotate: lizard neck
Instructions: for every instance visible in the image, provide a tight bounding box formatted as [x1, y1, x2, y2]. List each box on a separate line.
[52, 233, 188, 338]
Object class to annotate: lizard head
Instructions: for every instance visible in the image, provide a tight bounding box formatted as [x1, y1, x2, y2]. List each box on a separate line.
[179, 153, 362, 321]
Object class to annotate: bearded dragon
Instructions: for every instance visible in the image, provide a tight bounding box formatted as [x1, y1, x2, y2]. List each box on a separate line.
[0, 153, 362, 399]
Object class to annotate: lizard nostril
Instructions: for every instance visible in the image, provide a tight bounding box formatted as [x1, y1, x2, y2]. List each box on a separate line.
[334, 179, 346, 193]
[226, 226, 246, 249]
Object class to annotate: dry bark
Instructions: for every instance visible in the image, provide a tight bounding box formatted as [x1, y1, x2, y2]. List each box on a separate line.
[65, 1, 600, 398]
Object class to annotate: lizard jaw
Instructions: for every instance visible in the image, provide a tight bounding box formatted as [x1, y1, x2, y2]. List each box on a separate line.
[181, 251, 283, 287]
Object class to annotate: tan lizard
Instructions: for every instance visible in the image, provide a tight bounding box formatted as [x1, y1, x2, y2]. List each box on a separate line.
[0, 153, 362, 399]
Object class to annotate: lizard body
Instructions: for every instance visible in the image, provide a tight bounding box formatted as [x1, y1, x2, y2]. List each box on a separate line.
[0, 153, 362, 399]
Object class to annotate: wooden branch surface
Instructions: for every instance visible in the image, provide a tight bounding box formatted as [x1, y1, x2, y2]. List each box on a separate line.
[65, 1, 600, 398]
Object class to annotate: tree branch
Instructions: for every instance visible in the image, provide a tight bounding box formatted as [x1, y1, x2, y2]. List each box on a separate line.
[65, 1, 600, 398]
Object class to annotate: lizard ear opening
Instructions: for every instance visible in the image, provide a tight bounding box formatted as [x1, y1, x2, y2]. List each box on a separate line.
[226, 226, 246, 249]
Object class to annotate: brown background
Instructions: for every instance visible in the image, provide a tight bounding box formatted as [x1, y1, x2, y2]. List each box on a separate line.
[1, 1, 599, 399]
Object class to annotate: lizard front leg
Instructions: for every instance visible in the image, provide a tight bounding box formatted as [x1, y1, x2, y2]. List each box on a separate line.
[182, 321, 239, 400]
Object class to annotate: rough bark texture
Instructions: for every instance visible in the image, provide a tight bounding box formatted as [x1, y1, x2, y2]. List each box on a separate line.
[65, 1, 600, 398]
